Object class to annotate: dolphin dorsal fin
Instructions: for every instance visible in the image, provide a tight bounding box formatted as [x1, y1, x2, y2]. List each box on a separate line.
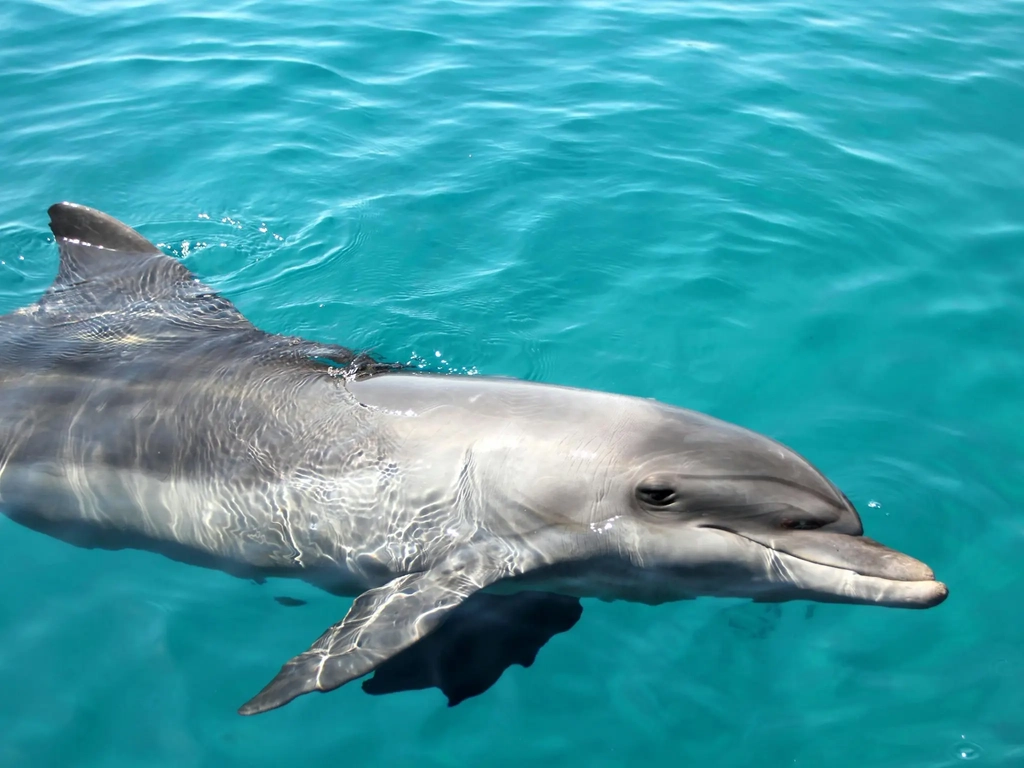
[47, 201, 206, 297]
[28, 203, 390, 376]
[49, 201, 164, 258]
[39, 201, 256, 335]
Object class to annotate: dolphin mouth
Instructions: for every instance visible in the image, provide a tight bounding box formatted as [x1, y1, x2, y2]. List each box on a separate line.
[700, 525, 949, 609]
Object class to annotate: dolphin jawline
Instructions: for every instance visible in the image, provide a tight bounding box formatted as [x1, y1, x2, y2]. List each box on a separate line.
[700, 525, 948, 608]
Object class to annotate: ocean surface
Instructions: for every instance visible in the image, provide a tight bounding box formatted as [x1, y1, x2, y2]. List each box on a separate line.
[1, 0, 1022, 765]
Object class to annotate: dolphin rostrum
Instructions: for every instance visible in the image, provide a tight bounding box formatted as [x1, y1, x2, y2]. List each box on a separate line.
[0, 203, 948, 715]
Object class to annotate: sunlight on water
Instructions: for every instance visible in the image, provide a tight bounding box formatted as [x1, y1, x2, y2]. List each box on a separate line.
[1, 0, 1022, 766]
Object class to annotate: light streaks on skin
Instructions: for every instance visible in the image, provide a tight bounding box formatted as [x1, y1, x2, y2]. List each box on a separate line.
[240, 531, 566, 713]
[764, 546, 796, 588]
[0, 223, 438, 587]
[0, 205, 949, 718]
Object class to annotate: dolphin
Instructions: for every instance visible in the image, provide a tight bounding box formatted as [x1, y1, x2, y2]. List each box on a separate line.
[0, 203, 948, 715]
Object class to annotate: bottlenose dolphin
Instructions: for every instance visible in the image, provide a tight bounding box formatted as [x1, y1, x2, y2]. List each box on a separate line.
[0, 203, 948, 715]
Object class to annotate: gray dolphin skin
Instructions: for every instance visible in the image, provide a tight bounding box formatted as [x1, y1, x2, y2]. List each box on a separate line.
[0, 203, 948, 715]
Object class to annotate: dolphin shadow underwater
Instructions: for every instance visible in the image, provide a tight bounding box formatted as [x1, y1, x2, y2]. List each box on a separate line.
[0, 203, 948, 715]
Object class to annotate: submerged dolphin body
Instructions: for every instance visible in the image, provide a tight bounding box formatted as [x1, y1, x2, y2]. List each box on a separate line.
[0, 203, 947, 715]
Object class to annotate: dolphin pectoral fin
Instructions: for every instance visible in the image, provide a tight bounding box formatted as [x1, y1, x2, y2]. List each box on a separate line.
[361, 591, 583, 706]
[273, 596, 307, 607]
[238, 562, 501, 715]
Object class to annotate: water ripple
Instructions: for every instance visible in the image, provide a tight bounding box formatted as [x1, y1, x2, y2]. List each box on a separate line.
[1, 0, 1023, 765]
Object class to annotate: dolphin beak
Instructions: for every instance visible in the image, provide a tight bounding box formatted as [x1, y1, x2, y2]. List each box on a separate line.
[716, 528, 949, 609]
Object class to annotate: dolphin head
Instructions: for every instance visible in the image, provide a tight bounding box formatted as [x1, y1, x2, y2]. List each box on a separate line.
[346, 373, 947, 611]
[576, 400, 948, 609]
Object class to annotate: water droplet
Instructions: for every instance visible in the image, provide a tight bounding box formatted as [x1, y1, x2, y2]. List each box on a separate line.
[953, 741, 981, 760]
[868, 500, 881, 508]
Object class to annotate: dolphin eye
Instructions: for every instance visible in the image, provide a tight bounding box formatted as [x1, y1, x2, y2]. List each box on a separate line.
[637, 485, 678, 507]
[780, 518, 825, 531]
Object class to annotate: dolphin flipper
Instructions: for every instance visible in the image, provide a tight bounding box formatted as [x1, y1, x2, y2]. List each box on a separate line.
[273, 596, 308, 607]
[239, 558, 509, 715]
[361, 591, 582, 706]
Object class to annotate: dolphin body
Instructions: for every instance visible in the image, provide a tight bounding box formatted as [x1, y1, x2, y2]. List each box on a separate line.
[0, 203, 947, 715]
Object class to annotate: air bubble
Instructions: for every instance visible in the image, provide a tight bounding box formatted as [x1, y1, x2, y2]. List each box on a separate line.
[953, 740, 981, 760]
[867, 500, 881, 509]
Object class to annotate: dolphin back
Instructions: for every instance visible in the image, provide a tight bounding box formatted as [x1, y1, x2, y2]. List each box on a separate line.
[1, 202, 397, 377]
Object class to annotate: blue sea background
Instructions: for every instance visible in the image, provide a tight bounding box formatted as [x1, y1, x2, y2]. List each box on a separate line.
[1, 0, 1022, 765]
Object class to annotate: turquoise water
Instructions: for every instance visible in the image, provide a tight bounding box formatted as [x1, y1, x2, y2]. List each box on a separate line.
[1, 0, 1022, 765]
